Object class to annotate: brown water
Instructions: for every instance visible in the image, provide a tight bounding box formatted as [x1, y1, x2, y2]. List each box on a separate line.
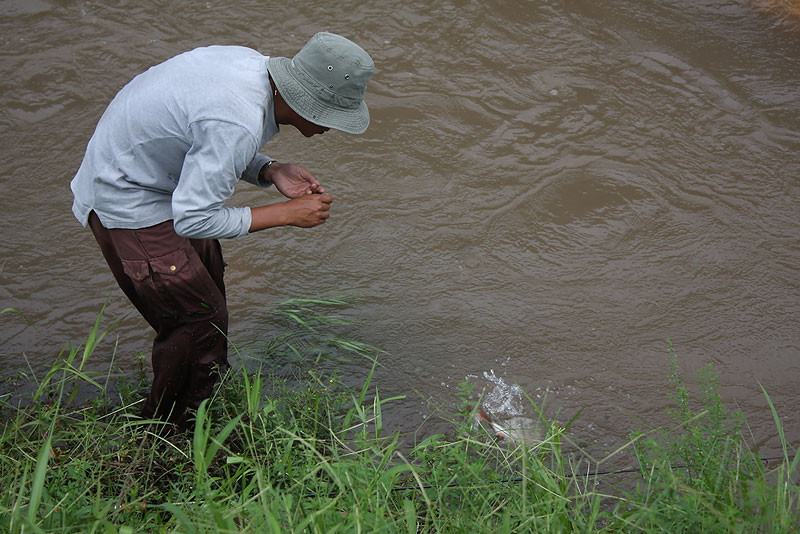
[1, 0, 798, 455]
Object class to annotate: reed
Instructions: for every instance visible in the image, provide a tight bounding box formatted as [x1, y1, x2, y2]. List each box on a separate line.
[1, 305, 797, 532]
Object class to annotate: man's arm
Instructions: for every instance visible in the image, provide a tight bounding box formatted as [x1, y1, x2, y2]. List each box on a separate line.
[248, 193, 333, 232]
[172, 120, 257, 239]
[173, 120, 333, 238]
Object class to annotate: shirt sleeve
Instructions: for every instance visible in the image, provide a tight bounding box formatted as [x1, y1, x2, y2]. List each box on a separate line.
[240, 153, 275, 187]
[171, 119, 259, 239]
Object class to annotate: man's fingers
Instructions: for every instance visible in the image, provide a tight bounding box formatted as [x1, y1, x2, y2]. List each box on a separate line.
[299, 167, 321, 186]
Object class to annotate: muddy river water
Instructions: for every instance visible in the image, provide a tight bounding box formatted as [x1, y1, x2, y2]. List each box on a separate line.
[1, 0, 798, 454]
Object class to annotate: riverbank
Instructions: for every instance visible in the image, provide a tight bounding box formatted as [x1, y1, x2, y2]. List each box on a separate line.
[1, 301, 797, 532]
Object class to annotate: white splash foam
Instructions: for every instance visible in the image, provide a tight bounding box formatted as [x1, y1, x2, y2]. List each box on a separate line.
[482, 369, 525, 417]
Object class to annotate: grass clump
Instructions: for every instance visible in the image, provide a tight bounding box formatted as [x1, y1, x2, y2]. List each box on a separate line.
[615, 340, 800, 532]
[1, 306, 798, 532]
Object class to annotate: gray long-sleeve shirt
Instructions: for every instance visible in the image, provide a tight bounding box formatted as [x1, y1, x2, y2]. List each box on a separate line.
[71, 45, 279, 239]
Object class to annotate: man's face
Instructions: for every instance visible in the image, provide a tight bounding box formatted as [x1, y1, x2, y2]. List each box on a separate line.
[291, 111, 331, 137]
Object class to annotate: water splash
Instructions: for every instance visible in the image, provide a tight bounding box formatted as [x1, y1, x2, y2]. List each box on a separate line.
[482, 369, 525, 417]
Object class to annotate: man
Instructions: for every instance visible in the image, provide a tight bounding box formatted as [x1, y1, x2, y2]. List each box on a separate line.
[70, 32, 374, 430]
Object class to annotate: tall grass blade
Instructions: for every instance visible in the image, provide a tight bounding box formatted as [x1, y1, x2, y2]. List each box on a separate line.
[27, 425, 53, 525]
[758, 381, 789, 463]
[160, 503, 196, 534]
[205, 414, 244, 474]
[402, 498, 416, 534]
[1, 307, 36, 329]
[79, 300, 118, 371]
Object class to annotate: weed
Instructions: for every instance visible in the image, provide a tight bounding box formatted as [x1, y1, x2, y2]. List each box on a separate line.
[1, 309, 797, 533]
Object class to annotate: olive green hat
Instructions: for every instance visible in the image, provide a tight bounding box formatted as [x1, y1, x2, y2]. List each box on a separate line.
[268, 32, 374, 134]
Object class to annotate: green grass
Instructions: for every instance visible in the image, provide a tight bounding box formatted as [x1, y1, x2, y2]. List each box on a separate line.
[1, 304, 798, 533]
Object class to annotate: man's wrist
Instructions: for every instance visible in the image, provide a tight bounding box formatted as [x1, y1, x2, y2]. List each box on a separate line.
[260, 159, 276, 183]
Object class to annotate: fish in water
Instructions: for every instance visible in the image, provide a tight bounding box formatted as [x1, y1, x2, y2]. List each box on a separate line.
[474, 408, 543, 446]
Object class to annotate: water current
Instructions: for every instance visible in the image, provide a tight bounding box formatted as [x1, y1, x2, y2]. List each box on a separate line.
[1, 0, 798, 455]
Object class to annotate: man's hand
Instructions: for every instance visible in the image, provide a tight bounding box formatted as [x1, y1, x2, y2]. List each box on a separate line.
[266, 162, 326, 198]
[283, 194, 333, 227]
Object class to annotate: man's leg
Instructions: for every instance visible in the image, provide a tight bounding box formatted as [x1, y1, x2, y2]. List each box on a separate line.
[89, 212, 229, 430]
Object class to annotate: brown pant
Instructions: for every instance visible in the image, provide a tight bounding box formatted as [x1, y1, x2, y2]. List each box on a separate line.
[89, 211, 229, 430]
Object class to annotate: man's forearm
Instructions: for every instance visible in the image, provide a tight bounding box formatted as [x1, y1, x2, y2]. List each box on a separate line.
[249, 193, 333, 232]
[249, 202, 290, 233]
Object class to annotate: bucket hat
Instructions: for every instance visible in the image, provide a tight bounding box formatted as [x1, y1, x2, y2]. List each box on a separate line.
[268, 32, 374, 134]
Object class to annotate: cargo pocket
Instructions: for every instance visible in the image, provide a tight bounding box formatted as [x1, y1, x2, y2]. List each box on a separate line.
[150, 249, 190, 278]
[120, 257, 175, 320]
[121, 259, 151, 282]
[149, 248, 222, 317]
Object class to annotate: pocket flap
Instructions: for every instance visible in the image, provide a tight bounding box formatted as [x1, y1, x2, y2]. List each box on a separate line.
[121, 259, 150, 282]
[150, 248, 190, 276]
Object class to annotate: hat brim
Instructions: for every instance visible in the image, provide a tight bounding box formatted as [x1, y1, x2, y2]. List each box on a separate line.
[268, 56, 370, 135]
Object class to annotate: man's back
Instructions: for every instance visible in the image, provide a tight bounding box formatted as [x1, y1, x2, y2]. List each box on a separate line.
[71, 46, 276, 237]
